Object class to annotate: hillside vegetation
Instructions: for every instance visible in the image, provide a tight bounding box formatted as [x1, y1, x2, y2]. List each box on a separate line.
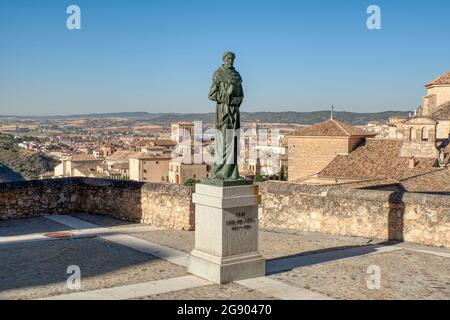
[0, 134, 56, 180]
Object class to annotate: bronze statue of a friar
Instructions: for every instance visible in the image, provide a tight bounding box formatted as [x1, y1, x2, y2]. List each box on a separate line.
[207, 51, 244, 181]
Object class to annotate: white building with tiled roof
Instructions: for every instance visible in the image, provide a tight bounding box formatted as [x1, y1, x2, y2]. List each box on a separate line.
[129, 152, 171, 182]
[54, 154, 104, 177]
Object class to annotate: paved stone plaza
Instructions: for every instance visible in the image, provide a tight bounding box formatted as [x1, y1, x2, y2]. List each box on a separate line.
[0, 213, 449, 300]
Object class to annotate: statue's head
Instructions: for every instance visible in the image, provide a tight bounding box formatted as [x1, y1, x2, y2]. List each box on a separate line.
[223, 51, 235, 68]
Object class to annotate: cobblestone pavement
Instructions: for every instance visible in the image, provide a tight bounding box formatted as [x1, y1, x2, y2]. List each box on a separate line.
[0, 237, 187, 300]
[70, 213, 140, 228]
[0, 214, 449, 300]
[0, 217, 72, 237]
[270, 250, 450, 300]
[129, 228, 378, 259]
[71, 214, 378, 259]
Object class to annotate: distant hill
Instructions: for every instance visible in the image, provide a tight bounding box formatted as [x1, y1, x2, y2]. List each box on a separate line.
[153, 111, 411, 125]
[0, 110, 411, 125]
[0, 112, 162, 120]
[0, 134, 57, 180]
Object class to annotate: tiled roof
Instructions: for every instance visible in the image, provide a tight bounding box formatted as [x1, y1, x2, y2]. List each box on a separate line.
[72, 165, 98, 176]
[101, 143, 118, 148]
[400, 169, 450, 194]
[172, 122, 194, 126]
[288, 119, 376, 137]
[130, 152, 172, 160]
[133, 139, 178, 148]
[426, 71, 450, 87]
[152, 139, 178, 147]
[319, 139, 438, 180]
[111, 163, 129, 170]
[133, 140, 152, 147]
[68, 154, 101, 162]
[105, 150, 140, 161]
[431, 101, 450, 120]
[341, 170, 450, 194]
[320, 178, 404, 190]
[143, 146, 165, 150]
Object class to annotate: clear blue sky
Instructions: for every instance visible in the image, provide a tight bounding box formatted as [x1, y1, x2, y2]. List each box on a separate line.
[0, 0, 449, 116]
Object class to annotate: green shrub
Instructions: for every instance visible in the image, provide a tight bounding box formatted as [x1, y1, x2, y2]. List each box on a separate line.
[184, 178, 201, 186]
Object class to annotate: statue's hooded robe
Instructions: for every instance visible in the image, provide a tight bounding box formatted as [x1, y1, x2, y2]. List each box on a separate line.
[208, 64, 244, 180]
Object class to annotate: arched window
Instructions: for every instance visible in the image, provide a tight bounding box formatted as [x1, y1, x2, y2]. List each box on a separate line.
[421, 127, 429, 141]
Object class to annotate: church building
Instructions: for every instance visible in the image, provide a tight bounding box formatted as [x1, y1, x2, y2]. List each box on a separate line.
[287, 71, 450, 194]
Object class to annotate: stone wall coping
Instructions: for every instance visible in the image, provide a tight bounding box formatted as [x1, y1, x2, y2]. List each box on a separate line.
[2, 178, 449, 207]
[0, 177, 84, 192]
[0, 178, 192, 196]
[259, 181, 450, 207]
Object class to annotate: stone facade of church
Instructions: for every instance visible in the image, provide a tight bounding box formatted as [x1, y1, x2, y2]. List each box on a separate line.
[414, 70, 450, 140]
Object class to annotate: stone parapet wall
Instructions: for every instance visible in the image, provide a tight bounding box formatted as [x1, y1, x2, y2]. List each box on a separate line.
[259, 182, 450, 249]
[0, 178, 82, 219]
[0, 178, 194, 230]
[1, 179, 449, 247]
[139, 182, 194, 230]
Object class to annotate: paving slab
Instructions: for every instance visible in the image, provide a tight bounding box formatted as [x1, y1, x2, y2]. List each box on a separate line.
[270, 250, 450, 300]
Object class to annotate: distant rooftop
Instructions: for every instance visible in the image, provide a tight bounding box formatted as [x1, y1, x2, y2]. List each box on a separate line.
[130, 152, 172, 160]
[150, 139, 178, 147]
[67, 154, 102, 162]
[288, 119, 376, 137]
[171, 122, 194, 126]
[105, 150, 140, 161]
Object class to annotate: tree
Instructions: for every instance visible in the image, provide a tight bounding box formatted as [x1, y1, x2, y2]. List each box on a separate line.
[278, 166, 286, 181]
[184, 178, 201, 186]
[254, 174, 268, 182]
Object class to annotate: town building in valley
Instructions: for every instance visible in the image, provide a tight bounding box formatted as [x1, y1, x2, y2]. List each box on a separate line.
[129, 153, 171, 182]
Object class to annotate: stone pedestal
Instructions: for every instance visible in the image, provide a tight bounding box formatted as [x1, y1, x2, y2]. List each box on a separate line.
[188, 183, 265, 284]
